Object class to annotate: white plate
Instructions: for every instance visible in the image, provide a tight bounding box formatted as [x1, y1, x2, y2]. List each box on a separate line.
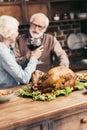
[67, 33, 81, 50]
[67, 33, 87, 50]
[0, 89, 14, 102]
[77, 13, 87, 19]
[77, 33, 87, 46]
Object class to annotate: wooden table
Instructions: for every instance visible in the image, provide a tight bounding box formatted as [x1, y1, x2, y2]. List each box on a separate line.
[0, 84, 87, 130]
[76, 70, 87, 74]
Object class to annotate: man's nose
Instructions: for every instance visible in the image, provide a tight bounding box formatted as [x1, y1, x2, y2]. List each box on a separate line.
[34, 25, 39, 32]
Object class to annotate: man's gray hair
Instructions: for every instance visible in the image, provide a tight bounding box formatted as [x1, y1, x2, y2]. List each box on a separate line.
[30, 13, 49, 27]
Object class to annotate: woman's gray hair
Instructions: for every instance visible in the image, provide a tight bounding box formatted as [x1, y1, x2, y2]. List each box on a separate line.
[30, 13, 49, 27]
[0, 15, 19, 39]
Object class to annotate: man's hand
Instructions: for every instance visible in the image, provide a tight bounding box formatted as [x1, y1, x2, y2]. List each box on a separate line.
[31, 45, 44, 59]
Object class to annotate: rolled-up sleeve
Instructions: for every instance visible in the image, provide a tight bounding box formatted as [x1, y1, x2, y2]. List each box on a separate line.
[1, 48, 38, 84]
[53, 37, 69, 67]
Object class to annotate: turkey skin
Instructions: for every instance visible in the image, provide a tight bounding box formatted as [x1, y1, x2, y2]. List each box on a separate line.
[31, 66, 77, 93]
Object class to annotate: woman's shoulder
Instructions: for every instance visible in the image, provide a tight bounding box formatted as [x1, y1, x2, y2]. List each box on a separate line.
[0, 43, 6, 50]
[0, 44, 10, 59]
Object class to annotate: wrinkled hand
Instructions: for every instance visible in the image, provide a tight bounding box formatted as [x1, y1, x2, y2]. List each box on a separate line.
[31, 45, 44, 59]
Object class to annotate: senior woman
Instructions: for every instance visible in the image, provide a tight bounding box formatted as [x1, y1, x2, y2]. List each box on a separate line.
[0, 15, 43, 88]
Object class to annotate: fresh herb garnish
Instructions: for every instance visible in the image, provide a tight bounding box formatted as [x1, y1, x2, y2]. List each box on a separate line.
[18, 80, 84, 101]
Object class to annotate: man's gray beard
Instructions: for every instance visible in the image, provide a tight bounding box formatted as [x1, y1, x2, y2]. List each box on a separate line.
[30, 29, 44, 38]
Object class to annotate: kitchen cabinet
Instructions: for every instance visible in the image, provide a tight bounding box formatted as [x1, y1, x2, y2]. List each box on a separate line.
[48, 0, 87, 31]
[47, 0, 87, 71]
[48, 0, 87, 39]
[19, 110, 87, 130]
[50, 0, 87, 20]
[0, 0, 87, 22]
[0, 0, 25, 23]
[25, 1, 50, 22]
[0, 0, 87, 26]
[0, 0, 50, 34]
[0, 0, 50, 24]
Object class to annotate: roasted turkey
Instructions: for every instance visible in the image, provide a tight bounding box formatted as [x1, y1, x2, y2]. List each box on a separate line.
[31, 66, 77, 93]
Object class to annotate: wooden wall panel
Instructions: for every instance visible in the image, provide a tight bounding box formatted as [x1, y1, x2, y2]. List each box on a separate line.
[27, 3, 49, 21]
[0, 1, 50, 23]
[0, 5, 23, 23]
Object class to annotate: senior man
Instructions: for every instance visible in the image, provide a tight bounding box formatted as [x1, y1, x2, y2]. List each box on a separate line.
[13, 13, 69, 72]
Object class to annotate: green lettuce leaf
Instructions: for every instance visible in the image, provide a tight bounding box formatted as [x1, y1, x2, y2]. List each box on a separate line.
[18, 81, 84, 101]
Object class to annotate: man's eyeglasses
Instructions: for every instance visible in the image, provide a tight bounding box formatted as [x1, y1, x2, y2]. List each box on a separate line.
[30, 22, 45, 30]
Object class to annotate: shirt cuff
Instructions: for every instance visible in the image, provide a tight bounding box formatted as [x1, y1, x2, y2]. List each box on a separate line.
[29, 56, 38, 65]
